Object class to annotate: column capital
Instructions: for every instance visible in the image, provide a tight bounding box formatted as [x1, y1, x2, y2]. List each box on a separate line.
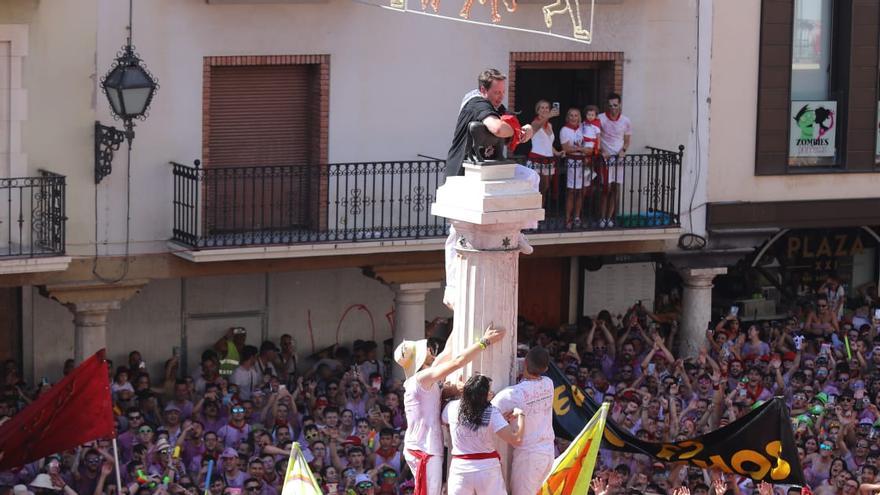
[391, 281, 442, 293]
[42, 279, 149, 311]
[680, 267, 727, 288]
[363, 264, 444, 286]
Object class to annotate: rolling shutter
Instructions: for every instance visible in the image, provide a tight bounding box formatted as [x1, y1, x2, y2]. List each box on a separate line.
[205, 64, 318, 233]
[208, 64, 315, 167]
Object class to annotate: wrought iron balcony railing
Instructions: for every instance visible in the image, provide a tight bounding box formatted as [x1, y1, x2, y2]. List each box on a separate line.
[0, 171, 67, 258]
[171, 146, 683, 250]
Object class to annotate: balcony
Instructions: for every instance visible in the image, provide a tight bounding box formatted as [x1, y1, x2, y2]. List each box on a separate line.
[170, 147, 683, 261]
[0, 171, 70, 274]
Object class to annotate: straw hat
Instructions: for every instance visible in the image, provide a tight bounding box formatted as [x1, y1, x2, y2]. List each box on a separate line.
[30, 474, 59, 491]
[394, 340, 429, 379]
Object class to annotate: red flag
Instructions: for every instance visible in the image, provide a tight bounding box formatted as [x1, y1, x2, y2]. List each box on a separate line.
[0, 349, 115, 469]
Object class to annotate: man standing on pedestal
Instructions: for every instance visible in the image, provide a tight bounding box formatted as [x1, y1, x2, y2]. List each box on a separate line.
[394, 324, 506, 495]
[491, 346, 555, 495]
[442, 68, 538, 309]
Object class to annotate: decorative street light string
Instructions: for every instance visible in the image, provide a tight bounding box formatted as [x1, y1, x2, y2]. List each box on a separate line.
[348, 0, 594, 45]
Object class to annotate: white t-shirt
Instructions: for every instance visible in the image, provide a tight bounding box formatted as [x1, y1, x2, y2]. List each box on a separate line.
[598, 112, 632, 155]
[491, 377, 555, 455]
[442, 400, 507, 473]
[530, 125, 555, 157]
[403, 373, 444, 455]
[581, 122, 601, 152]
[560, 126, 584, 154]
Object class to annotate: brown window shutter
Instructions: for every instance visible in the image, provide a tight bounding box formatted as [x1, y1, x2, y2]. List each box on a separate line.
[204, 64, 319, 233]
[755, 0, 794, 175]
[208, 64, 315, 167]
[844, 0, 880, 171]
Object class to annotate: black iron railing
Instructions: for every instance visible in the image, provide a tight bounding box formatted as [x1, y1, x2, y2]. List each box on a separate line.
[171, 147, 682, 249]
[0, 171, 67, 257]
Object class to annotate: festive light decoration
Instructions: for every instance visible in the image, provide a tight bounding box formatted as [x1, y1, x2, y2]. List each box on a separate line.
[542, 0, 593, 41]
[459, 0, 517, 24]
[378, 0, 594, 44]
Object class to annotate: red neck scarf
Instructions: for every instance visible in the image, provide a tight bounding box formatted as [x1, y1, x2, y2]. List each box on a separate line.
[564, 123, 580, 130]
[604, 112, 621, 122]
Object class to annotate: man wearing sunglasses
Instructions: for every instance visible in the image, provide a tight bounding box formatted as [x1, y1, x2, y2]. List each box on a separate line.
[118, 408, 145, 463]
[353, 474, 376, 495]
[597, 92, 632, 228]
[217, 405, 251, 449]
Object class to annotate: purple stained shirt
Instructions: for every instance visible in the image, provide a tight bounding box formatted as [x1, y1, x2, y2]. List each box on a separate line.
[200, 413, 228, 433]
[219, 469, 246, 489]
[118, 430, 137, 463]
[170, 400, 195, 420]
[217, 423, 251, 448]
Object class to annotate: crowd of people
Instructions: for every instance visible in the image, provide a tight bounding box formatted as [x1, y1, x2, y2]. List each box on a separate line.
[2, 68, 880, 495]
[2, 271, 880, 495]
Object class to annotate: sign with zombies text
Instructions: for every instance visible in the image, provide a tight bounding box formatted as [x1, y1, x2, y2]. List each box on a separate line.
[545, 362, 806, 486]
[790, 100, 837, 158]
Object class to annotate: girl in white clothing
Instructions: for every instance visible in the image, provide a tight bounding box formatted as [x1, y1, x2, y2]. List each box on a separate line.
[442, 375, 525, 495]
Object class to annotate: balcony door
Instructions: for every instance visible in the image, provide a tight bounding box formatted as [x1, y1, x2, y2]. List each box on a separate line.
[204, 63, 320, 236]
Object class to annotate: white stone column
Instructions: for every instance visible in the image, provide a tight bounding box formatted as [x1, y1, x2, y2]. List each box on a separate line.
[432, 162, 543, 486]
[432, 162, 543, 388]
[43, 279, 147, 363]
[69, 301, 119, 363]
[679, 267, 727, 357]
[392, 282, 441, 381]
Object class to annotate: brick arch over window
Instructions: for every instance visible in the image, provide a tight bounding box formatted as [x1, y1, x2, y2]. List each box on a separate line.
[508, 51, 624, 112]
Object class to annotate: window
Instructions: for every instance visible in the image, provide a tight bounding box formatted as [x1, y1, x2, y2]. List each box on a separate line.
[788, 0, 842, 167]
[757, 0, 879, 174]
[202, 55, 330, 233]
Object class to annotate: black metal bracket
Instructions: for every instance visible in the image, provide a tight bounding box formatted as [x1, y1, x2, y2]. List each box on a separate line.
[94, 121, 127, 184]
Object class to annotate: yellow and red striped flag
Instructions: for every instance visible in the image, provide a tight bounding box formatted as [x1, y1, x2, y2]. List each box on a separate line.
[539, 402, 609, 495]
[281, 442, 322, 495]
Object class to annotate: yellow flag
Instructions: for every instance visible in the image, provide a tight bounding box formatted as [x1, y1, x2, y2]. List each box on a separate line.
[539, 402, 609, 495]
[281, 442, 322, 495]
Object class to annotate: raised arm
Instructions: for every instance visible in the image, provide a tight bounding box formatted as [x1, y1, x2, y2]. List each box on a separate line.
[598, 320, 616, 359]
[417, 325, 505, 388]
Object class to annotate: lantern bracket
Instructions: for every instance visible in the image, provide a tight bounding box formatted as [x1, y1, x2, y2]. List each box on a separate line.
[94, 121, 128, 184]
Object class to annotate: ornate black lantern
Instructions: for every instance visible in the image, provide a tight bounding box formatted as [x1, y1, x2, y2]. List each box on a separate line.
[102, 45, 158, 130]
[94, 0, 158, 184]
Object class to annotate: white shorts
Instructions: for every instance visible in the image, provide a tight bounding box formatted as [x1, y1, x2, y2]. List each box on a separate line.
[604, 156, 622, 184]
[404, 450, 443, 495]
[566, 158, 593, 189]
[526, 158, 556, 176]
[448, 462, 507, 495]
[510, 450, 554, 495]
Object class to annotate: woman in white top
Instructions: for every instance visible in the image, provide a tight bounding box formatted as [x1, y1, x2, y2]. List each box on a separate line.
[527, 100, 564, 207]
[442, 375, 525, 495]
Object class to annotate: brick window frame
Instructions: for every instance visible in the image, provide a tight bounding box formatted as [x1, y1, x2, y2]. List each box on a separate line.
[201, 55, 330, 168]
[508, 52, 624, 113]
[201, 54, 331, 230]
[755, 0, 880, 175]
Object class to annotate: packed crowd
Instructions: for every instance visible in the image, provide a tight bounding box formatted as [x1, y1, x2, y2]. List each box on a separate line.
[2, 272, 880, 495]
